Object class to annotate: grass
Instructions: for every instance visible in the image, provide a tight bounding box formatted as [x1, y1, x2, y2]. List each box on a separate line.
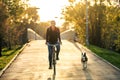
[87, 45, 120, 69]
[0, 46, 22, 71]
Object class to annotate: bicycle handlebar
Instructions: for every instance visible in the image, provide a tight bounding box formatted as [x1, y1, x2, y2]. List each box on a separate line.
[47, 43, 59, 46]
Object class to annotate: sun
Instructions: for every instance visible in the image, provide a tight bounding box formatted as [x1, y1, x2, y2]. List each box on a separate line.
[28, 0, 70, 27]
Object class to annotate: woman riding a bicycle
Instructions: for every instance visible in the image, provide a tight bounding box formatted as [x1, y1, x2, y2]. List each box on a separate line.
[46, 20, 62, 69]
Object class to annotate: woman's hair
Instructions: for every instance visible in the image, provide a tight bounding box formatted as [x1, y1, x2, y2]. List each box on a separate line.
[51, 20, 56, 23]
[50, 20, 56, 25]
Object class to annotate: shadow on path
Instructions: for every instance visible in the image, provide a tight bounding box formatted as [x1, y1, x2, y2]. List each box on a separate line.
[47, 77, 51, 80]
[69, 40, 84, 52]
[83, 69, 93, 80]
[47, 74, 56, 80]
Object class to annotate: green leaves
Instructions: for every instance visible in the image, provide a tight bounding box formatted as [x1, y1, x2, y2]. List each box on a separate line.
[63, 2, 87, 44]
[63, 0, 120, 52]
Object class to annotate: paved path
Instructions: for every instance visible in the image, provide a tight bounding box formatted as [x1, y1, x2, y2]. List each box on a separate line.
[0, 40, 120, 80]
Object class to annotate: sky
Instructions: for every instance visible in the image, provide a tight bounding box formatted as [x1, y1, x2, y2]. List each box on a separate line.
[28, 0, 70, 26]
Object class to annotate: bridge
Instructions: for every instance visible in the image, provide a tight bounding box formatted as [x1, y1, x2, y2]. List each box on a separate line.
[0, 28, 120, 80]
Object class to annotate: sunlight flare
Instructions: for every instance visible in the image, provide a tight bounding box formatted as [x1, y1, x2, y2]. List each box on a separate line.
[28, 0, 70, 26]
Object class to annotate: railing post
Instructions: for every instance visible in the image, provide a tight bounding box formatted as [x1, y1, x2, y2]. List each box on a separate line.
[86, 0, 89, 46]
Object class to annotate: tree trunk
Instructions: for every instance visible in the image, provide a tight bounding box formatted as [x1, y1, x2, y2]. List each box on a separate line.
[0, 46, 2, 57]
[0, 23, 3, 57]
[0, 38, 2, 57]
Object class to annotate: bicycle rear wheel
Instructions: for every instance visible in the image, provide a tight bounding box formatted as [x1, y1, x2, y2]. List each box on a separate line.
[52, 47, 56, 75]
[53, 64, 56, 75]
[53, 56, 56, 75]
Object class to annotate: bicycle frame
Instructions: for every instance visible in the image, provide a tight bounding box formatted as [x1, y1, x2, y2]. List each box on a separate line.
[47, 43, 59, 75]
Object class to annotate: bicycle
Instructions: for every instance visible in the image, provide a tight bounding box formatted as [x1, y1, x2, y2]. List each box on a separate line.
[47, 43, 58, 75]
[81, 52, 88, 70]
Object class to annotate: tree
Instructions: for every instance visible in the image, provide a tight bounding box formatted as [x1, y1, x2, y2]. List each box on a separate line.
[0, 0, 29, 56]
[61, 21, 70, 32]
[1, 0, 26, 49]
[38, 22, 49, 38]
[0, 1, 8, 56]
[63, 0, 120, 52]
[18, 7, 40, 44]
[62, 2, 86, 44]
[101, 6, 120, 50]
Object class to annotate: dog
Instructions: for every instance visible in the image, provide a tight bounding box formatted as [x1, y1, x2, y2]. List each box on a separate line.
[81, 52, 88, 69]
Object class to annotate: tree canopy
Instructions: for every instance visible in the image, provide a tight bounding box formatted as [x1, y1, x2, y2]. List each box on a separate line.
[63, 0, 120, 52]
[0, 0, 42, 56]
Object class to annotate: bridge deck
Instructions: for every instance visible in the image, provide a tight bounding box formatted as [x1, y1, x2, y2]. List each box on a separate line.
[0, 40, 120, 80]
